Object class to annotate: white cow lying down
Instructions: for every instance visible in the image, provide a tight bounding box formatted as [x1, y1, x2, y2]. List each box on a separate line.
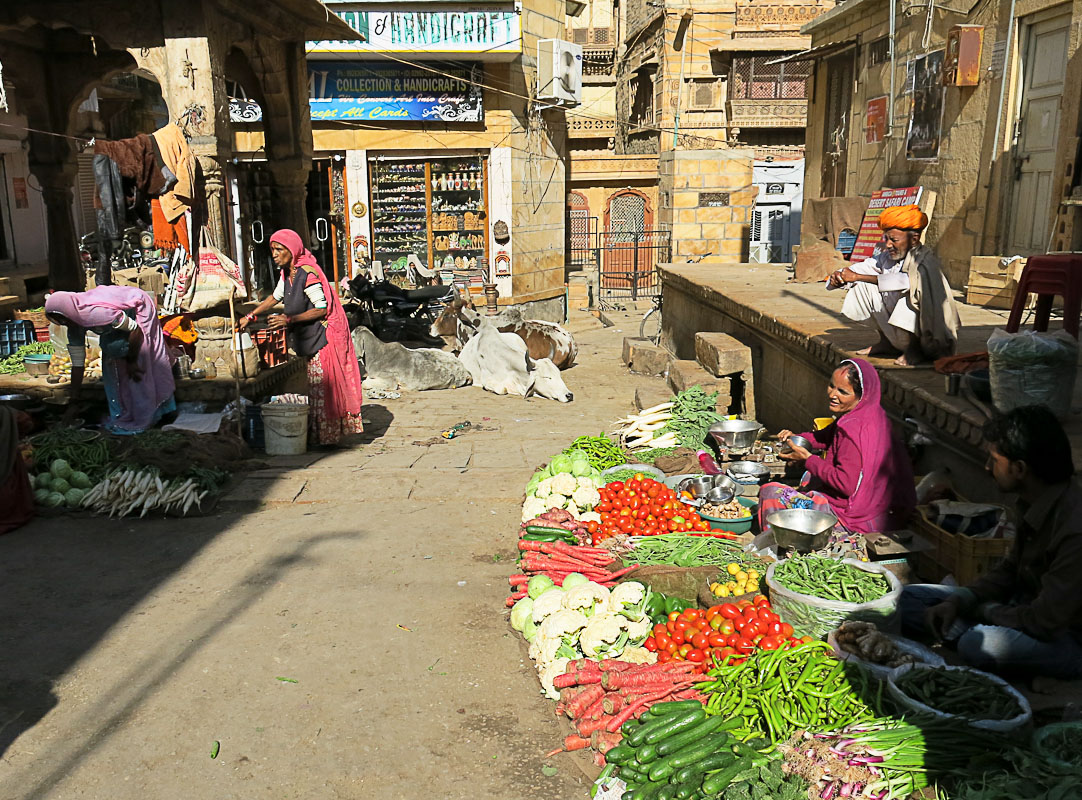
[458, 319, 574, 402]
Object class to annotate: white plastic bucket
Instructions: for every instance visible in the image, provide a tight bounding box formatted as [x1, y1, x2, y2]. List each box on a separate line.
[260, 403, 309, 455]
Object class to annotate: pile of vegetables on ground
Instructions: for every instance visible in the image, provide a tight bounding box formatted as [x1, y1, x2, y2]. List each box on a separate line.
[0, 341, 53, 374]
[502, 427, 1059, 800]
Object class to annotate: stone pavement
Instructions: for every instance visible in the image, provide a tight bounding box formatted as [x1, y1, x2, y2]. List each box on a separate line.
[0, 311, 663, 800]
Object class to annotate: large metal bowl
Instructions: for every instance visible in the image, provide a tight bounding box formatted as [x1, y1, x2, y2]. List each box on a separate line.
[709, 420, 762, 450]
[779, 434, 812, 454]
[766, 508, 837, 552]
[677, 475, 718, 500]
[726, 461, 771, 484]
[0, 393, 34, 410]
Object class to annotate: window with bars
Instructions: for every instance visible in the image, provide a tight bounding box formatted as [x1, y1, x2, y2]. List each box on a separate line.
[730, 55, 811, 100]
[867, 38, 891, 67]
[690, 79, 722, 109]
[631, 70, 655, 126]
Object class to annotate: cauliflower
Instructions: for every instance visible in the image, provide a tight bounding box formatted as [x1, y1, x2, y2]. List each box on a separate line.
[571, 485, 601, 510]
[577, 511, 602, 525]
[619, 646, 658, 665]
[533, 479, 553, 499]
[577, 475, 603, 490]
[579, 612, 630, 659]
[529, 632, 564, 664]
[608, 581, 649, 616]
[562, 582, 610, 617]
[548, 472, 578, 497]
[538, 609, 589, 641]
[624, 614, 653, 645]
[548, 493, 569, 509]
[531, 588, 567, 625]
[521, 496, 550, 523]
[530, 610, 587, 666]
[539, 657, 572, 700]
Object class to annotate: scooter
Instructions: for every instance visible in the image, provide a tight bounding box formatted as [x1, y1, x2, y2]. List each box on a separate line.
[346, 273, 452, 345]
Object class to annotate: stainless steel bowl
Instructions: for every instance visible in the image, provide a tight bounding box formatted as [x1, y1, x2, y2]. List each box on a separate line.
[189, 367, 207, 380]
[709, 420, 762, 450]
[677, 476, 717, 500]
[766, 508, 837, 552]
[726, 461, 771, 483]
[0, 393, 34, 410]
[779, 434, 812, 454]
[703, 480, 737, 505]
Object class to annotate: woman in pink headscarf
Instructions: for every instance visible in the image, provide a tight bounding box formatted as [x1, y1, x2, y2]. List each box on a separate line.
[45, 285, 176, 434]
[238, 229, 363, 445]
[761, 358, 916, 534]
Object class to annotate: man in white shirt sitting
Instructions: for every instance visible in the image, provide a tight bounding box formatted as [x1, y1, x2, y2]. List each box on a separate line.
[828, 204, 960, 366]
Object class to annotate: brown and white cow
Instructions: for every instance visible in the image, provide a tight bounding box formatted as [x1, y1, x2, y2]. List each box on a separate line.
[430, 292, 578, 370]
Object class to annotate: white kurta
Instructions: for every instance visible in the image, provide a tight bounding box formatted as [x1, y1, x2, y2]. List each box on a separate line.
[840, 251, 919, 350]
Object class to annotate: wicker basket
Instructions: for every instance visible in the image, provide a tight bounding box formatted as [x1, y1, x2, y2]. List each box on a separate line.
[15, 309, 47, 328]
[910, 506, 1013, 585]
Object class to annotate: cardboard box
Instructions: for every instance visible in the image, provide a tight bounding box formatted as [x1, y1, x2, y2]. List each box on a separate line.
[965, 255, 1027, 310]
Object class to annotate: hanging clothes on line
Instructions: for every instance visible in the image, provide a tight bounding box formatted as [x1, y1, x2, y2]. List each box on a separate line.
[91, 154, 124, 240]
[151, 123, 196, 223]
[151, 198, 190, 251]
[93, 132, 164, 205]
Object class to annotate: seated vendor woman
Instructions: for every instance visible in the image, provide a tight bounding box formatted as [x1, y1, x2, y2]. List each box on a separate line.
[761, 358, 916, 535]
[828, 204, 961, 366]
[901, 405, 1082, 680]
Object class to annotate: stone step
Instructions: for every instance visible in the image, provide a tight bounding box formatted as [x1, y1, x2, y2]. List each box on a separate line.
[694, 331, 752, 378]
[622, 336, 671, 377]
[634, 385, 674, 412]
[668, 359, 732, 395]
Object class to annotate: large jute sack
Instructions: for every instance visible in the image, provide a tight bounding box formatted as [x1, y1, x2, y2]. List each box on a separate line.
[887, 663, 1032, 733]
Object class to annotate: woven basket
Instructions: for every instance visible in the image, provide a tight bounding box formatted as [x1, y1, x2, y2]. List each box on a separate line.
[15, 309, 47, 328]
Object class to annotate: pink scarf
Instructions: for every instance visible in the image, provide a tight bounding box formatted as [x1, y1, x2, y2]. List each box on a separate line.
[269, 229, 362, 418]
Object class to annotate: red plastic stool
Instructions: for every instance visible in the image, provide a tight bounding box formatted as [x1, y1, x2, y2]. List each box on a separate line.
[1005, 254, 1082, 339]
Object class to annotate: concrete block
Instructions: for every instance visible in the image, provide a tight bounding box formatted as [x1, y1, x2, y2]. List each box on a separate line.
[668, 359, 732, 397]
[695, 332, 753, 378]
[623, 337, 671, 376]
[635, 385, 674, 411]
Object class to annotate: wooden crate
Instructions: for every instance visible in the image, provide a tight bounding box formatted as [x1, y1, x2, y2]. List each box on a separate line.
[965, 256, 1028, 310]
[909, 505, 1013, 585]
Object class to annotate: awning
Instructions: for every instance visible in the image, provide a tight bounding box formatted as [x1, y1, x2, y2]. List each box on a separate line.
[711, 37, 810, 53]
[765, 40, 856, 65]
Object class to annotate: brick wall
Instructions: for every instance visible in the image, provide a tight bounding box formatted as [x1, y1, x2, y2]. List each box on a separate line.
[660, 149, 757, 260]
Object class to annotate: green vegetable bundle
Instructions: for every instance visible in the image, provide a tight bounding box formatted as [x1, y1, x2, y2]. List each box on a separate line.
[773, 555, 892, 603]
[631, 534, 744, 568]
[661, 387, 724, 449]
[600, 700, 806, 800]
[566, 434, 626, 471]
[29, 428, 110, 479]
[697, 641, 881, 743]
[0, 341, 53, 374]
[891, 665, 1024, 723]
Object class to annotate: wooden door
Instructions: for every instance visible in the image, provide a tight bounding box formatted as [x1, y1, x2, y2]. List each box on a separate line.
[1006, 12, 1070, 254]
[820, 53, 853, 198]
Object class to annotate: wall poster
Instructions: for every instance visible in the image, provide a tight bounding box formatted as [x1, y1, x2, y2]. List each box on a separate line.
[906, 50, 945, 162]
[865, 96, 888, 144]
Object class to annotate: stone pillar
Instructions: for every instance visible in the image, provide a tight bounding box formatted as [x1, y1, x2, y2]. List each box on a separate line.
[31, 161, 82, 290]
[268, 159, 310, 245]
[194, 149, 227, 250]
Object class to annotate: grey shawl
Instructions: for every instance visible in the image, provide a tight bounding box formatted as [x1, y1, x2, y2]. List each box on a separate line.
[904, 244, 961, 358]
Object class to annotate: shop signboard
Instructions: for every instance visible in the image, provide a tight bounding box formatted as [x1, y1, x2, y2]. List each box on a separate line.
[849, 186, 923, 262]
[310, 3, 522, 60]
[308, 62, 483, 122]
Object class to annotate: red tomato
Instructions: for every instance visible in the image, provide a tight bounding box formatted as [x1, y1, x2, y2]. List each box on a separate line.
[667, 611, 681, 623]
[644, 637, 659, 652]
[690, 633, 709, 650]
[586, 521, 599, 534]
[799, 635, 815, 644]
[719, 604, 741, 620]
[744, 620, 765, 638]
[686, 649, 706, 663]
[608, 481, 624, 492]
[754, 595, 771, 607]
[767, 621, 784, 636]
[678, 644, 693, 658]
[718, 619, 736, 636]
[626, 479, 641, 492]
[657, 650, 672, 663]
[671, 629, 685, 645]
[707, 632, 727, 648]
[779, 623, 795, 638]
[655, 632, 672, 651]
[734, 637, 756, 654]
[646, 486, 661, 499]
[617, 518, 634, 533]
[759, 636, 782, 650]
[596, 501, 613, 513]
[653, 622, 667, 637]
[726, 633, 743, 648]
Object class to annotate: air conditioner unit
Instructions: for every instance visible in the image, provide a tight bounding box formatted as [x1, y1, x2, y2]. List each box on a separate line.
[538, 39, 583, 106]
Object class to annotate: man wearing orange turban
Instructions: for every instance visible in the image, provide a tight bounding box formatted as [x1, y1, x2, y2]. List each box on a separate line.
[828, 204, 959, 365]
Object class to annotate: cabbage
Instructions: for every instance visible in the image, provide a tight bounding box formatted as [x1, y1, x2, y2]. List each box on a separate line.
[33, 488, 52, 505]
[549, 454, 574, 474]
[570, 459, 593, 478]
[45, 491, 65, 508]
[50, 459, 73, 480]
[64, 488, 87, 507]
[35, 473, 53, 490]
[561, 572, 589, 590]
[522, 616, 538, 642]
[70, 471, 92, 489]
[51, 478, 71, 495]
[525, 471, 544, 496]
[510, 596, 534, 631]
[527, 574, 555, 599]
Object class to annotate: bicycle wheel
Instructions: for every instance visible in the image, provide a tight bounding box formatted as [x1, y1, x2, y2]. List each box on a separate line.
[639, 307, 662, 345]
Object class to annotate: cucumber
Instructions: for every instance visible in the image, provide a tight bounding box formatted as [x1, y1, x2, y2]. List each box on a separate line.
[674, 752, 735, 784]
[673, 780, 699, 800]
[657, 785, 677, 800]
[647, 757, 677, 783]
[655, 716, 729, 756]
[523, 525, 578, 539]
[628, 782, 665, 800]
[520, 533, 561, 542]
[643, 708, 708, 744]
[635, 743, 660, 764]
[646, 700, 702, 718]
[606, 745, 635, 765]
[627, 708, 694, 747]
[700, 757, 753, 795]
[666, 733, 734, 770]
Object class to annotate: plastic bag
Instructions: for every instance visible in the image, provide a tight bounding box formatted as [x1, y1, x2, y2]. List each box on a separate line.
[765, 558, 902, 639]
[988, 328, 1078, 418]
[887, 663, 1032, 732]
[826, 628, 945, 681]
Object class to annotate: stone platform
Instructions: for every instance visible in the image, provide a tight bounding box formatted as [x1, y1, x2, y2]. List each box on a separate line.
[659, 262, 1082, 498]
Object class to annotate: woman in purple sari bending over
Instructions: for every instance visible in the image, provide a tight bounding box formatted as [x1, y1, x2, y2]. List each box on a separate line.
[45, 286, 176, 434]
[760, 358, 916, 535]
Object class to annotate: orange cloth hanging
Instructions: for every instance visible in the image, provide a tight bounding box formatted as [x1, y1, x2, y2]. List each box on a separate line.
[151, 198, 190, 251]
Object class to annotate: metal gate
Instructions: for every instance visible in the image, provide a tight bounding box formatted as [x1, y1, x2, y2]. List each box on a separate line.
[568, 213, 598, 269]
[597, 227, 671, 307]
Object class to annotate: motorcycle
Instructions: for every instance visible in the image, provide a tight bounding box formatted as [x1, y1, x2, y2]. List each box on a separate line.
[79, 226, 163, 286]
[346, 273, 452, 345]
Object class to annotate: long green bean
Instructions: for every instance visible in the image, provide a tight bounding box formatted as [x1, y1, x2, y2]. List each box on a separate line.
[631, 534, 744, 567]
[773, 555, 890, 603]
[565, 434, 625, 470]
[894, 666, 1021, 721]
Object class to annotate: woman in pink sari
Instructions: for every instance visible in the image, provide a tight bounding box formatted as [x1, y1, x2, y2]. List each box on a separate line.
[762, 358, 916, 534]
[45, 286, 176, 434]
[238, 229, 363, 445]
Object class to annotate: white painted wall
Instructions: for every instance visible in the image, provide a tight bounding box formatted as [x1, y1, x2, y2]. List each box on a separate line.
[0, 120, 48, 268]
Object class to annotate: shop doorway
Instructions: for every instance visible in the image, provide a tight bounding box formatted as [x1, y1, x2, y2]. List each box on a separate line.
[820, 52, 853, 198]
[306, 158, 348, 286]
[233, 162, 275, 296]
[568, 191, 597, 270]
[600, 190, 668, 305]
[1005, 10, 1070, 254]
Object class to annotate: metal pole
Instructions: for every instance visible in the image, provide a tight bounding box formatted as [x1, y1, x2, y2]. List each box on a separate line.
[632, 231, 640, 301]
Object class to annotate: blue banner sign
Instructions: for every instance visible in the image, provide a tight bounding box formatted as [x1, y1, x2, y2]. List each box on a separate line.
[308, 62, 483, 122]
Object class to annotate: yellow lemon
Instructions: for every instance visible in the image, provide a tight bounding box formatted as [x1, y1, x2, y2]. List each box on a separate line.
[726, 563, 741, 576]
[716, 586, 730, 598]
[735, 571, 749, 583]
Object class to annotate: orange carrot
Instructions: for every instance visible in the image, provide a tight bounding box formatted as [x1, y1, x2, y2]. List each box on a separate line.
[606, 690, 671, 732]
[591, 731, 623, 754]
[565, 684, 605, 718]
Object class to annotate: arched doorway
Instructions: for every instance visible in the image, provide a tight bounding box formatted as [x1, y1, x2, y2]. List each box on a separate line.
[567, 191, 595, 269]
[602, 189, 656, 297]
